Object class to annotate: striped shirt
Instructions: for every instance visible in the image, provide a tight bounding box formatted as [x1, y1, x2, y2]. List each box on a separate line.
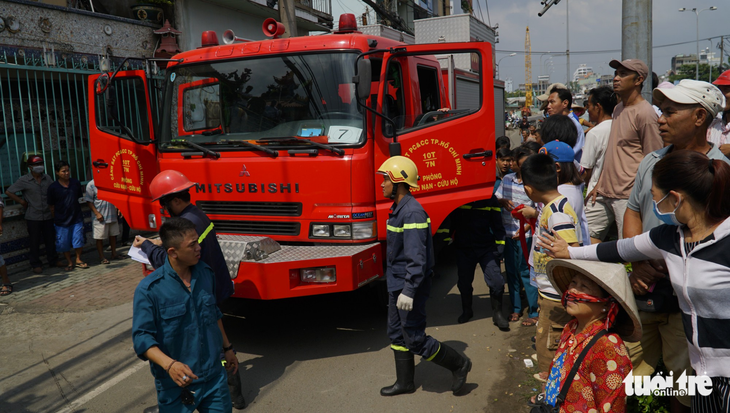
[568, 218, 730, 377]
[494, 173, 534, 237]
[530, 196, 580, 296]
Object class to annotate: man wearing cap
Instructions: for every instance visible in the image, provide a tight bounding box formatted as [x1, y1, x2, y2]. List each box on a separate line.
[5, 155, 60, 273]
[622, 79, 728, 412]
[132, 170, 244, 411]
[588, 58, 662, 242]
[707, 69, 730, 157]
[544, 85, 585, 162]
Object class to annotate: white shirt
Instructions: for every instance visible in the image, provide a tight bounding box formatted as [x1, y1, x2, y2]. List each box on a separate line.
[580, 120, 613, 193]
[707, 112, 730, 147]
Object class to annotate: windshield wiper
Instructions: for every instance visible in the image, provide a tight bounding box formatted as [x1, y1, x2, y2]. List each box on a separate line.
[218, 140, 279, 157]
[171, 139, 221, 159]
[258, 137, 345, 156]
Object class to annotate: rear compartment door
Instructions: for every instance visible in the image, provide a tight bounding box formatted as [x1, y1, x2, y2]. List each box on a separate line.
[375, 42, 495, 230]
[88, 71, 160, 230]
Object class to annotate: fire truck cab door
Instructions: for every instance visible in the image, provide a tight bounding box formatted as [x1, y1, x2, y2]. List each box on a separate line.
[375, 42, 496, 228]
[88, 70, 160, 230]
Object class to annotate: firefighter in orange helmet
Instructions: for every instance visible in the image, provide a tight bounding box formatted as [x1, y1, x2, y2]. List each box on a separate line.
[376, 156, 472, 396]
[133, 170, 246, 411]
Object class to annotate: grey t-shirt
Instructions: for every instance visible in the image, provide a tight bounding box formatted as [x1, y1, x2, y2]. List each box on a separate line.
[7, 173, 54, 221]
[627, 144, 730, 232]
[84, 180, 118, 223]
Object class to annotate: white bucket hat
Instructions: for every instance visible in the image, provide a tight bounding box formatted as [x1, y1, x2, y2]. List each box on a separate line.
[547, 259, 642, 342]
[653, 79, 726, 118]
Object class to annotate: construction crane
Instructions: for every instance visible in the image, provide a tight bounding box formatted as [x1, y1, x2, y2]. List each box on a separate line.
[525, 27, 533, 109]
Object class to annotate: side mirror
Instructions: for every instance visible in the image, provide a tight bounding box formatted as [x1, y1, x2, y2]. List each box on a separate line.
[353, 59, 372, 100]
[95, 74, 110, 95]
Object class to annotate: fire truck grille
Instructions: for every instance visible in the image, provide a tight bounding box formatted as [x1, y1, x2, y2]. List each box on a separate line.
[196, 201, 302, 217]
[210, 220, 301, 236]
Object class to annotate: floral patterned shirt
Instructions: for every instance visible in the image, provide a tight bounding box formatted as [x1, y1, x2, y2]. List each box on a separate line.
[547, 318, 632, 413]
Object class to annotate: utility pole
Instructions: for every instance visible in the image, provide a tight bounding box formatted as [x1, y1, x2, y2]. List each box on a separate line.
[721, 36, 726, 72]
[279, 0, 298, 37]
[622, 0, 652, 102]
[566, 0, 570, 85]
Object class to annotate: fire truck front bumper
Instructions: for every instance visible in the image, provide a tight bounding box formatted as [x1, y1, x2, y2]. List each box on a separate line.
[217, 234, 383, 300]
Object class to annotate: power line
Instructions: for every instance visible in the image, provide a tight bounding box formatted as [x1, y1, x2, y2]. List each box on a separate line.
[496, 34, 730, 56]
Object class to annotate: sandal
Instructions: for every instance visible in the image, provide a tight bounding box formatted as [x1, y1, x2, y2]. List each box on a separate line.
[508, 312, 521, 322]
[533, 372, 549, 382]
[76, 262, 90, 269]
[64, 265, 75, 271]
[101, 259, 110, 265]
[528, 392, 547, 406]
[0, 284, 13, 296]
[522, 317, 539, 326]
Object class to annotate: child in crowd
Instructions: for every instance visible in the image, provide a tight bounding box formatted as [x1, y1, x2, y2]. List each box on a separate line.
[85, 179, 121, 264]
[48, 160, 87, 271]
[495, 145, 539, 326]
[495, 147, 513, 194]
[496, 135, 511, 150]
[539, 141, 591, 246]
[519, 153, 580, 382]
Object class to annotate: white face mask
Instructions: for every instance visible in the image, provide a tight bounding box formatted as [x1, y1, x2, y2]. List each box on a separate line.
[31, 165, 45, 174]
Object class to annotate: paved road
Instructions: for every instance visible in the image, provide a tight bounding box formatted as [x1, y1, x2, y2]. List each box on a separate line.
[0, 247, 538, 413]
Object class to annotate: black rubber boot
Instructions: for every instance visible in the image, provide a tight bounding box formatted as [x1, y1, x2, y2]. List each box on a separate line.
[430, 344, 472, 394]
[457, 294, 473, 324]
[228, 367, 247, 409]
[491, 291, 510, 331]
[380, 350, 416, 396]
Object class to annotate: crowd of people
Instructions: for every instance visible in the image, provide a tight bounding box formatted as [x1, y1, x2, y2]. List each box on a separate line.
[0, 155, 131, 296]
[496, 61, 730, 412]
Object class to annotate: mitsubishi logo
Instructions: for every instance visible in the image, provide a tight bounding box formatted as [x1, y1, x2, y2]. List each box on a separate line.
[239, 165, 250, 177]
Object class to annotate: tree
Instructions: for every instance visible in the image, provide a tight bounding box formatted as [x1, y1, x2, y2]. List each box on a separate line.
[669, 63, 723, 83]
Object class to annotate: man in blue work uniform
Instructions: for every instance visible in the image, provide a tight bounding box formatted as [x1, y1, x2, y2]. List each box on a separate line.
[377, 156, 472, 397]
[133, 170, 244, 411]
[452, 198, 509, 329]
[133, 217, 239, 413]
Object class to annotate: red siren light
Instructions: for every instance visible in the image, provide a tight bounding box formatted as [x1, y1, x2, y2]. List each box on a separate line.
[201, 30, 219, 47]
[337, 13, 358, 32]
[262, 18, 286, 38]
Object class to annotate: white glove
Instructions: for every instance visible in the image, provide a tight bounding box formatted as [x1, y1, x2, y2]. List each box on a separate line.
[396, 293, 414, 311]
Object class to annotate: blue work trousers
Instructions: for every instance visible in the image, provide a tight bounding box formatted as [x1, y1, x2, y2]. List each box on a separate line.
[504, 237, 538, 318]
[455, 247, 504, 297]
[158, 364, 231, 413]
[387, 276, 440, 358]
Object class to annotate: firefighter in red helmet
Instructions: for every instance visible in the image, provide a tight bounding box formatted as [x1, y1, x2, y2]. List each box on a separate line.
[133, 170, 246, 411]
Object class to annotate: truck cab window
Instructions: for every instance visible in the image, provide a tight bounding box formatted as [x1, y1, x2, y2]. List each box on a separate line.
[417, 65, 440, 115]
[383, 62, 405, 133]
[95, 77, 151, 142]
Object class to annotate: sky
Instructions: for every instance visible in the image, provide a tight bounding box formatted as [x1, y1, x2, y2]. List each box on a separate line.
[331, 0, 730, 85]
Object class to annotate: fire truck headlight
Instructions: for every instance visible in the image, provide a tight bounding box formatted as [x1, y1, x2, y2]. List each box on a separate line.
[300, 266, 336, 283]
[333, 225, 351, 237]
[352, 221, 376, 239]
[312, 225, 330, 237]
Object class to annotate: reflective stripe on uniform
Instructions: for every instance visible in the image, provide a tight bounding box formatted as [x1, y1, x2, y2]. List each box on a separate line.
[495, 240, 505, 245]
[458, 205, 500, 212]
[391, 344, 410, 352]
[436, 229, 450, 234]
[198, 222, 215, 244]
[387, 218, 431, 233]
[425, 344, 441, 361]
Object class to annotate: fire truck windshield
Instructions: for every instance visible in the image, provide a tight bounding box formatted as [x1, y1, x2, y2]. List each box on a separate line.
[159, 52, 365, 150]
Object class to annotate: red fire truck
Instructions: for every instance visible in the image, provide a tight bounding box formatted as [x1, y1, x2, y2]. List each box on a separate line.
[88, 14, 497, 300]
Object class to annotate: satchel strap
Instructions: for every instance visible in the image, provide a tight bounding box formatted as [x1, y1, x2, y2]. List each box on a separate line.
[555, 329, 608, 406]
